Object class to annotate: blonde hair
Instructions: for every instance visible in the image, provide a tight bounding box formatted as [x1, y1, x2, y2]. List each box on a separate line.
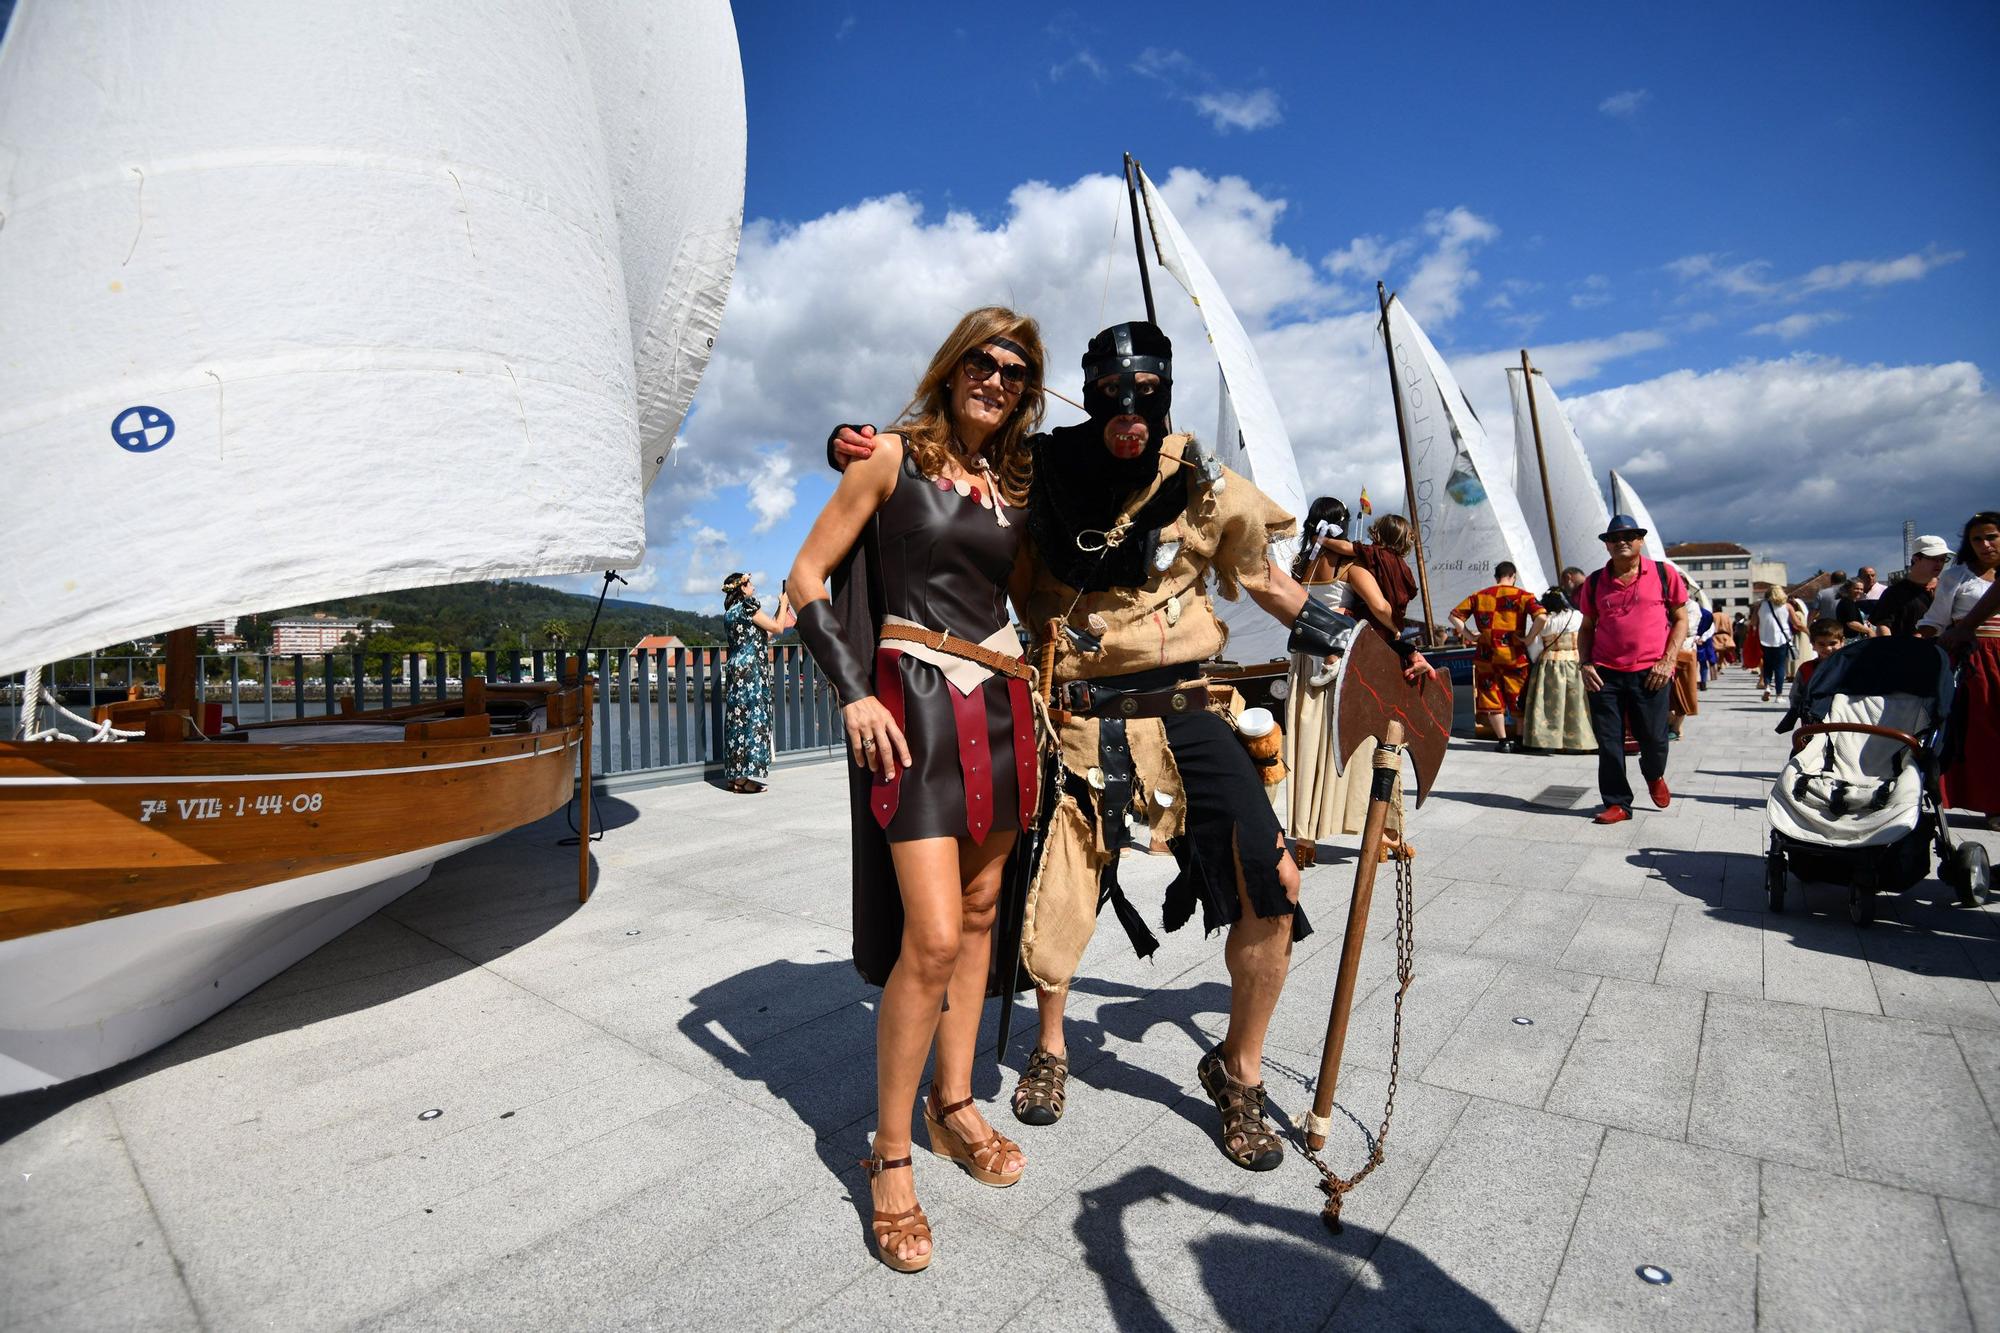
[889, 306, 1044, 506]
[1368, 513, 1414, 556]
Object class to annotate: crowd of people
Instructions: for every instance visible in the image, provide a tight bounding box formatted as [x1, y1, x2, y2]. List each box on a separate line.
[727, 299, 1993, 1273]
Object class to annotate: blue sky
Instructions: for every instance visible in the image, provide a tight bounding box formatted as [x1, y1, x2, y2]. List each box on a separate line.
[608, 0, 2000, 612]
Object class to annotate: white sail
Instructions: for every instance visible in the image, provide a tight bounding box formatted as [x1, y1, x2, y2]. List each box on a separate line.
[1136, 166, 1305, 664]
[574, 0, 746, 492]
[0, 0, 738, 678]
[1506, 365, 1612, 580]
[1608, 470, 1671, 564]
[1382, 298, 1550, 623]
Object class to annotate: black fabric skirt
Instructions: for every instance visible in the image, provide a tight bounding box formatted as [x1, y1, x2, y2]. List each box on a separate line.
[1085, 664, 1308, 944]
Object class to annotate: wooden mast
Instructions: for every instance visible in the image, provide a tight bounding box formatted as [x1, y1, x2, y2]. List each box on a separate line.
[1520, 349, 1564, 574]
[1122, 152, 1159, 325]
[1377, 283, 1437, 644]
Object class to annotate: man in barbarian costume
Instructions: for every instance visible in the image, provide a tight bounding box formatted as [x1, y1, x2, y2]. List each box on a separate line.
[832, 321, 1427, 1170]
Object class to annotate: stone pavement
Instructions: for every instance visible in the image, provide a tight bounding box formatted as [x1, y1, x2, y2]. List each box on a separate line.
[4, 670, 1997, 1330]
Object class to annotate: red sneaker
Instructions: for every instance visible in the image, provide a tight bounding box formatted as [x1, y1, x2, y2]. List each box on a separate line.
[1592, 805, 1632, 825]
[1649, 778, 1672, 809]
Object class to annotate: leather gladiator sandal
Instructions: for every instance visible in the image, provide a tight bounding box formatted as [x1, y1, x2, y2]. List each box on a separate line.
[923, 1093, 1025, 1187]
[1012, 1047, 1069, 1126]
[1196, 1049, 1284, 1172]
[859, 1149, 931, 1274]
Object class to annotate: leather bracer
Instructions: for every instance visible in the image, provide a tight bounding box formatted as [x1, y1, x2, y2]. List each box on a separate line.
[795, 600, 872, 707]
[1287, 597, 1360, 658]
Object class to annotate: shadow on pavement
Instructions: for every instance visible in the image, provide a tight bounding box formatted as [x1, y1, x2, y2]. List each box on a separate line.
[1074, 1163, 1506, 1331]
[1632, 844, 1997, 981]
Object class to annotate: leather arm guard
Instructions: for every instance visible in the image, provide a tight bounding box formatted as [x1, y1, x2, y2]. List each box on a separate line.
[794, 600, 873, 707]
[1287, 596, 1360, 658]
[1386, 634, 1418, 662]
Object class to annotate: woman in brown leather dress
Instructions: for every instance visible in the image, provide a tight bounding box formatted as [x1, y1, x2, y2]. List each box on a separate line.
[787, 307, 1043, 1273]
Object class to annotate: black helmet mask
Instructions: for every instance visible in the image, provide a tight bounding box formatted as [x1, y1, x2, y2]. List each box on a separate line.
[1081, 322, 1173, 457]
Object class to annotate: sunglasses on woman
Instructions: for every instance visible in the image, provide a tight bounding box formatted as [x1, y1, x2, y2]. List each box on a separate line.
[961, 350, 1030, 392]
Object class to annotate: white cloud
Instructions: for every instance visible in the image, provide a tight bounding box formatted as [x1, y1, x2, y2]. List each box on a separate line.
[1048, 49, 1105, 81]
[1131, 47, 1282, 133]
[1193, 88, 1283, 133]
[1668, 253, 1778, 298]
[656, 167, 1995, 598]
[1569, 274, 1613, 309]
[1599, 89, 1651, 117]
[1800, 247, 1964, 292]
[744, 448, 797, 533]
[617, 562, 659, 595]
[1324, 233, 1414, 280]
[1566, 356, 2000, 575]
[1749, 310, 1847, 340]
[1672, 246, 1963, 304]
[677, 523, 736, 597]
[1400, 207, 1501, 323]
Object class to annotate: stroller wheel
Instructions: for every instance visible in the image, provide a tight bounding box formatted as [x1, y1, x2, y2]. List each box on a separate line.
[1848, 887, 1875, 927]
[1765, 852, 1787, 913]
[1946, 842, 1992, 907]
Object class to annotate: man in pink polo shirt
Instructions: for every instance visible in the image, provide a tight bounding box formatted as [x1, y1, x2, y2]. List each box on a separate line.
[1574, 514, 1690, 823]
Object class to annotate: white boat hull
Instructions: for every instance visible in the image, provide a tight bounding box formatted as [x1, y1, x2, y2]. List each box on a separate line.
[0, 834, 490, 1095]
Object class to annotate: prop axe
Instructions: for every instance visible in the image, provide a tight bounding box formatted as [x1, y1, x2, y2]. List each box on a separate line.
[1303, 627, 1451, 1152]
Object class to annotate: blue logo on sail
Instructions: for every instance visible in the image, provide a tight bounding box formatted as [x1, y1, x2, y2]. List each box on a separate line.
[113, 406, 174, 453]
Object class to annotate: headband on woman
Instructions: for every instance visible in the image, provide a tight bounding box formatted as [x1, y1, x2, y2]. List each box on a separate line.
[985, 336, 1034, 368]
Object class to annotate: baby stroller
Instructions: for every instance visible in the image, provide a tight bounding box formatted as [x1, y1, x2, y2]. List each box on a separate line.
[1766, 636, 1991, 924]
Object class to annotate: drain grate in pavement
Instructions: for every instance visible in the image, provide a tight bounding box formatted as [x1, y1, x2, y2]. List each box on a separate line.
[1530, 784, 1590, 809]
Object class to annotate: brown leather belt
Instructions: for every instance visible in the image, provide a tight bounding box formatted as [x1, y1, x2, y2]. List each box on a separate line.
[878, 623, 1032, 681]
[1061, 680, 1210, 718]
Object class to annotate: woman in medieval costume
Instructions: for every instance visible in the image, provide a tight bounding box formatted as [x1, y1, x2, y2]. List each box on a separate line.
[1281, 497, 1424, 865]
[719, 573, 792, 793]
[788, 308, 1045, 1273]
[1519, 587, 1594, 753]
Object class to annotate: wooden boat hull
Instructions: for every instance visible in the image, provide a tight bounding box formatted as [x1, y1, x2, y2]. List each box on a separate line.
[0, 723, 581, 1093]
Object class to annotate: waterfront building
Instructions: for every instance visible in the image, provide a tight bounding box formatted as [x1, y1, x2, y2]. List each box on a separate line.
[270, 614, 392, 654]
[1664, 541, 1763, 616]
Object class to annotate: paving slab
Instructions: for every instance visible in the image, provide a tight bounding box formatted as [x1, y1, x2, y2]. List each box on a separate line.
[1421, 963, 1599, 1107]
[1826, 1010, 2000, 1206]
[1545, 980, 1704, 1138]
[1761, 910, 1881, 1014]
[1940, 1199, 2000, 1333]
[1465, 888, 1592, 965]
[1558, 898, 1676, 981]
[1654, 904, 1764, 997]
[1327, 1097, 1601, 1329]
[1541, 1130, 1759, 1333]
[1758, 1162, 1971, 1333]
[1861, 924, 2000, 1031]
[1687, 993, 1843, 1172]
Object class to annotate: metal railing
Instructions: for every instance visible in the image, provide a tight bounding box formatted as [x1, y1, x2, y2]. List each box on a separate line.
[3, 645, 845, 783]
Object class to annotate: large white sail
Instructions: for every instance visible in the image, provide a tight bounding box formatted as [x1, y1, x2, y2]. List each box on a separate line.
[1382, 298, 1550, 622]
[0, 1, 745, 678]
[574, 0, 746, 492]
[1507, 365, 1612, 580]
[1608, 470, 1671, 564]
[1136, 166, 1304, 664]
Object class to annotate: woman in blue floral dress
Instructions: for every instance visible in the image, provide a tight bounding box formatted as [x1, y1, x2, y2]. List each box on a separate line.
[721, 573, 792, 793]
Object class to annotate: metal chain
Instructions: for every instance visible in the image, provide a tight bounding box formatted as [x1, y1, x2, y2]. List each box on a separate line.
[1299, 800, 1416, 1234]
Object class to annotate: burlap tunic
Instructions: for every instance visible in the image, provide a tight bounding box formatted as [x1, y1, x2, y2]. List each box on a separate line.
[1015, 441, 1299, 986]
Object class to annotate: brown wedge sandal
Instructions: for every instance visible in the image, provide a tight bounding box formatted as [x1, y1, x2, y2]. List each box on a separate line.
[1196, 1049, 1284, 1172]
[923, 1094, 1025, 1187]
[859, 1150, 931, 1274]
[1011, 1047, 1069, 1126]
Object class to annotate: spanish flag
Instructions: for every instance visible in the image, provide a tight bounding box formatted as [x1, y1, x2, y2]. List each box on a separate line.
[1358, 487, 1372, 516]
